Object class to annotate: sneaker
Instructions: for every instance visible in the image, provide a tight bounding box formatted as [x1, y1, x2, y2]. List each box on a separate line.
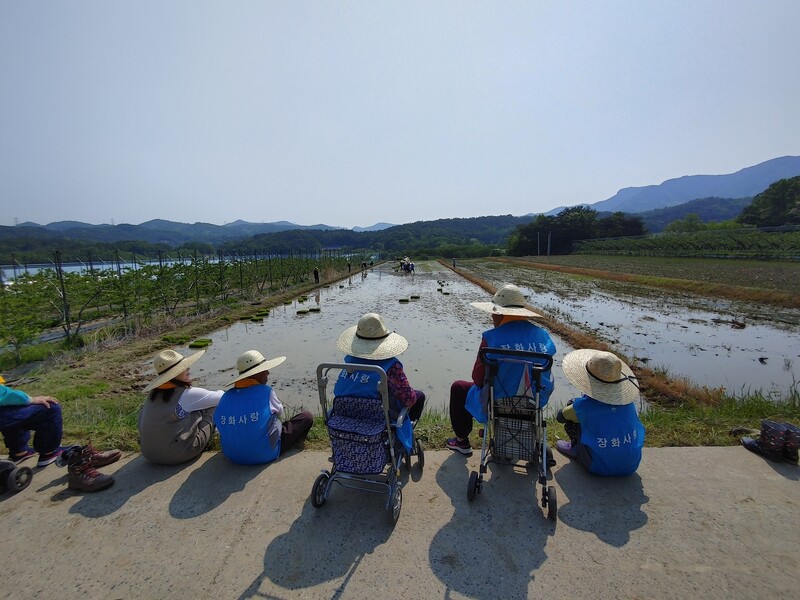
[67, 459, 115, 493]
[446, 437, 473, 456]
[83, 443, 122, 468]
[556, 440, 577, 460]
[10, 448, 36, 464]
[37, 448, 64, 468]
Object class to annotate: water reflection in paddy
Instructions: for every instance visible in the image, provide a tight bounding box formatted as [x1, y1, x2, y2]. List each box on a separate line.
[178, 262, 575, 416]
[470, 264, 800, 398]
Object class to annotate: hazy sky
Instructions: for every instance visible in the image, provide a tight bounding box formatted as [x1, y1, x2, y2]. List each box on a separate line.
[2, 1, 799, 229]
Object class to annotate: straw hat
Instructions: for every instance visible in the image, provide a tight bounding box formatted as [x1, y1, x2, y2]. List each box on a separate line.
[336, 313, 409, 360]
[143, 349, 206, 392]
[562, 349, 640, 406]
[470, 283, 542, 318]
[228, 350, 287, 386]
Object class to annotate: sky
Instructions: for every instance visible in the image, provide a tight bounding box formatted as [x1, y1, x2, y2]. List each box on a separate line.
[1, 1, 799, 230]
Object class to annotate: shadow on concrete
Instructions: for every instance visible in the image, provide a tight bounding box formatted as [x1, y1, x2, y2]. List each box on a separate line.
[238, 483, 395, 599]
[63, 455, 195, 518]
[554, 462, 648, 547]
[169, 453, 267, 518]
[429, 453, 553, 599]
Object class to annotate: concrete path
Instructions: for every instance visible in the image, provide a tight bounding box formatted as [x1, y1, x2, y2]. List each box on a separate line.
[2, 447, 797, 600]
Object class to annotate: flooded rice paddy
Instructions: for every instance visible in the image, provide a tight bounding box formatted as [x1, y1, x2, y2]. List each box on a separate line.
[165, 260, 799, 416]
[464, 261, 800, 399]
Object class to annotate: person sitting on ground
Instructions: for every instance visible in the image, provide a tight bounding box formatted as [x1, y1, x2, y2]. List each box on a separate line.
[214, 351, 313, 465]
[336, 312, 425, 421]
[138, 349, 223, 465]
[1, 375, 121, 491]
[555, 349, 645, 476]
[335, 313, 425, 448]
[447, 283, 556, 457]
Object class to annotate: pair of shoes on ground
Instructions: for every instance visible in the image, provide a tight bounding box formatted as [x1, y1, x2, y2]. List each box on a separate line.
[446, 437, 473, 457]
[66, 446, 118, 493]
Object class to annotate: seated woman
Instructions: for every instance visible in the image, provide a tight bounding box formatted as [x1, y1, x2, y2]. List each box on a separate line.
[138, 349, 223, 465]
[556, 349, 645, 476]
[335, 312, 425, 422]
[214, 350, 313, 465]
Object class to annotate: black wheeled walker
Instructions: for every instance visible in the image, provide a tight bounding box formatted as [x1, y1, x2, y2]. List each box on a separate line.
[467, 348, 557, 520]
[311, 362, 424, 525]
[0, 458, 33, 494]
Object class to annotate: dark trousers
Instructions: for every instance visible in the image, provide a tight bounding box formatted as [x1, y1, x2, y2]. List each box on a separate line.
[563, 420, 593, 471]
[280, 411, 314, 454]
[408, 390, 426, 422]
[449, 380, 474, 439]
[0, 403, 63, 456]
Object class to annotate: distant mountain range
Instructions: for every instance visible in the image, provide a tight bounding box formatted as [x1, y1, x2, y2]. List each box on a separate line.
[11, 218, 394, 246]
[546, 155, 800, 215]
[8, 155, 799, 247]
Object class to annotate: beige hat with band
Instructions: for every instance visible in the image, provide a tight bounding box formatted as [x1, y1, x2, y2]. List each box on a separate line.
[228, 350, 287, 386]
[336, 312, 409, 360]
[144, 349, 206, 392]
[562, 349, 640, 406]
[470, 283, 542, 318]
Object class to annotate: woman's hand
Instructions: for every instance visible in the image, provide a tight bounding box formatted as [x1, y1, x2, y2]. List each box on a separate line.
[30, 395, 59, 408]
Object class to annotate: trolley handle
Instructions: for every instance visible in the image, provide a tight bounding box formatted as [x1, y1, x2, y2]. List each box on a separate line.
[479, 347, 553, 372]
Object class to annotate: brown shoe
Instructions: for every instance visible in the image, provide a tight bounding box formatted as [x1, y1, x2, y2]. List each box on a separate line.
[83, 443, 122, 468]
[68, 458, 115, 492]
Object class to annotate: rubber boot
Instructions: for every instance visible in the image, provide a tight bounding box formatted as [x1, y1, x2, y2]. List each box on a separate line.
[741, 420, 786, 463]
[782, 423, 800, 465]
[67, 452, 115, 492]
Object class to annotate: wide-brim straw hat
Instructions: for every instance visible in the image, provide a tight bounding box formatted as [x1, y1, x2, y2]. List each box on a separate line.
[228, 350, 287, 386]
[336, 312, 409, 360]
[562, 349, 640, 406]
[144, 349, 206, 392]
[470, 283, 542, 318]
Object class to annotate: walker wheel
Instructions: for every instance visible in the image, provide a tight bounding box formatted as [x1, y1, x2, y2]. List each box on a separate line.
[388, 486, 402, 524]
[415, 438, 425, 470]
[546, 486, 557, 521]
[8, 466, 33, 493]
[467, 470, 479, 501]
[311, 472, 329, 508]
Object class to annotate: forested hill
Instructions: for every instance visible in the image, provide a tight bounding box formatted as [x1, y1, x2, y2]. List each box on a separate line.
[219, 215, 534, 255]
[636, 196, 753, 233]
[0, 214, 535, 263]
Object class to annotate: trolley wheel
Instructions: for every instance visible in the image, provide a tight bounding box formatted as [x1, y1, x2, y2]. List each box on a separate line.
[311, 473, 329, 508]
[388, 486, 402, 524]
[415, 437, 425, 470]
[8, 466, 33, 493]
[467, 470, 479, 501]
[546, 486, 557, 521]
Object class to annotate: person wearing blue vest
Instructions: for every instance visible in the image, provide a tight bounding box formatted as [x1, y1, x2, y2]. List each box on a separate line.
[447, 283, 556, 457]
[215, 351, 313, 465]
[555, 349, 645, 476]
[333, 313, 425, 452]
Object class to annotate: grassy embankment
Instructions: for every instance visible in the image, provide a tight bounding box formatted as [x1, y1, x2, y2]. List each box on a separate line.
[2, 256, 799, 455]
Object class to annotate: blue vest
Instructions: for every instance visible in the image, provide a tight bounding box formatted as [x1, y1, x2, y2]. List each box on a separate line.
[333, 355, 412, 452]
[573, 394, 645, 476]
[333, 356, 399, 401]
[214, 384, 280, 465]
[466, 320, 556, 423]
